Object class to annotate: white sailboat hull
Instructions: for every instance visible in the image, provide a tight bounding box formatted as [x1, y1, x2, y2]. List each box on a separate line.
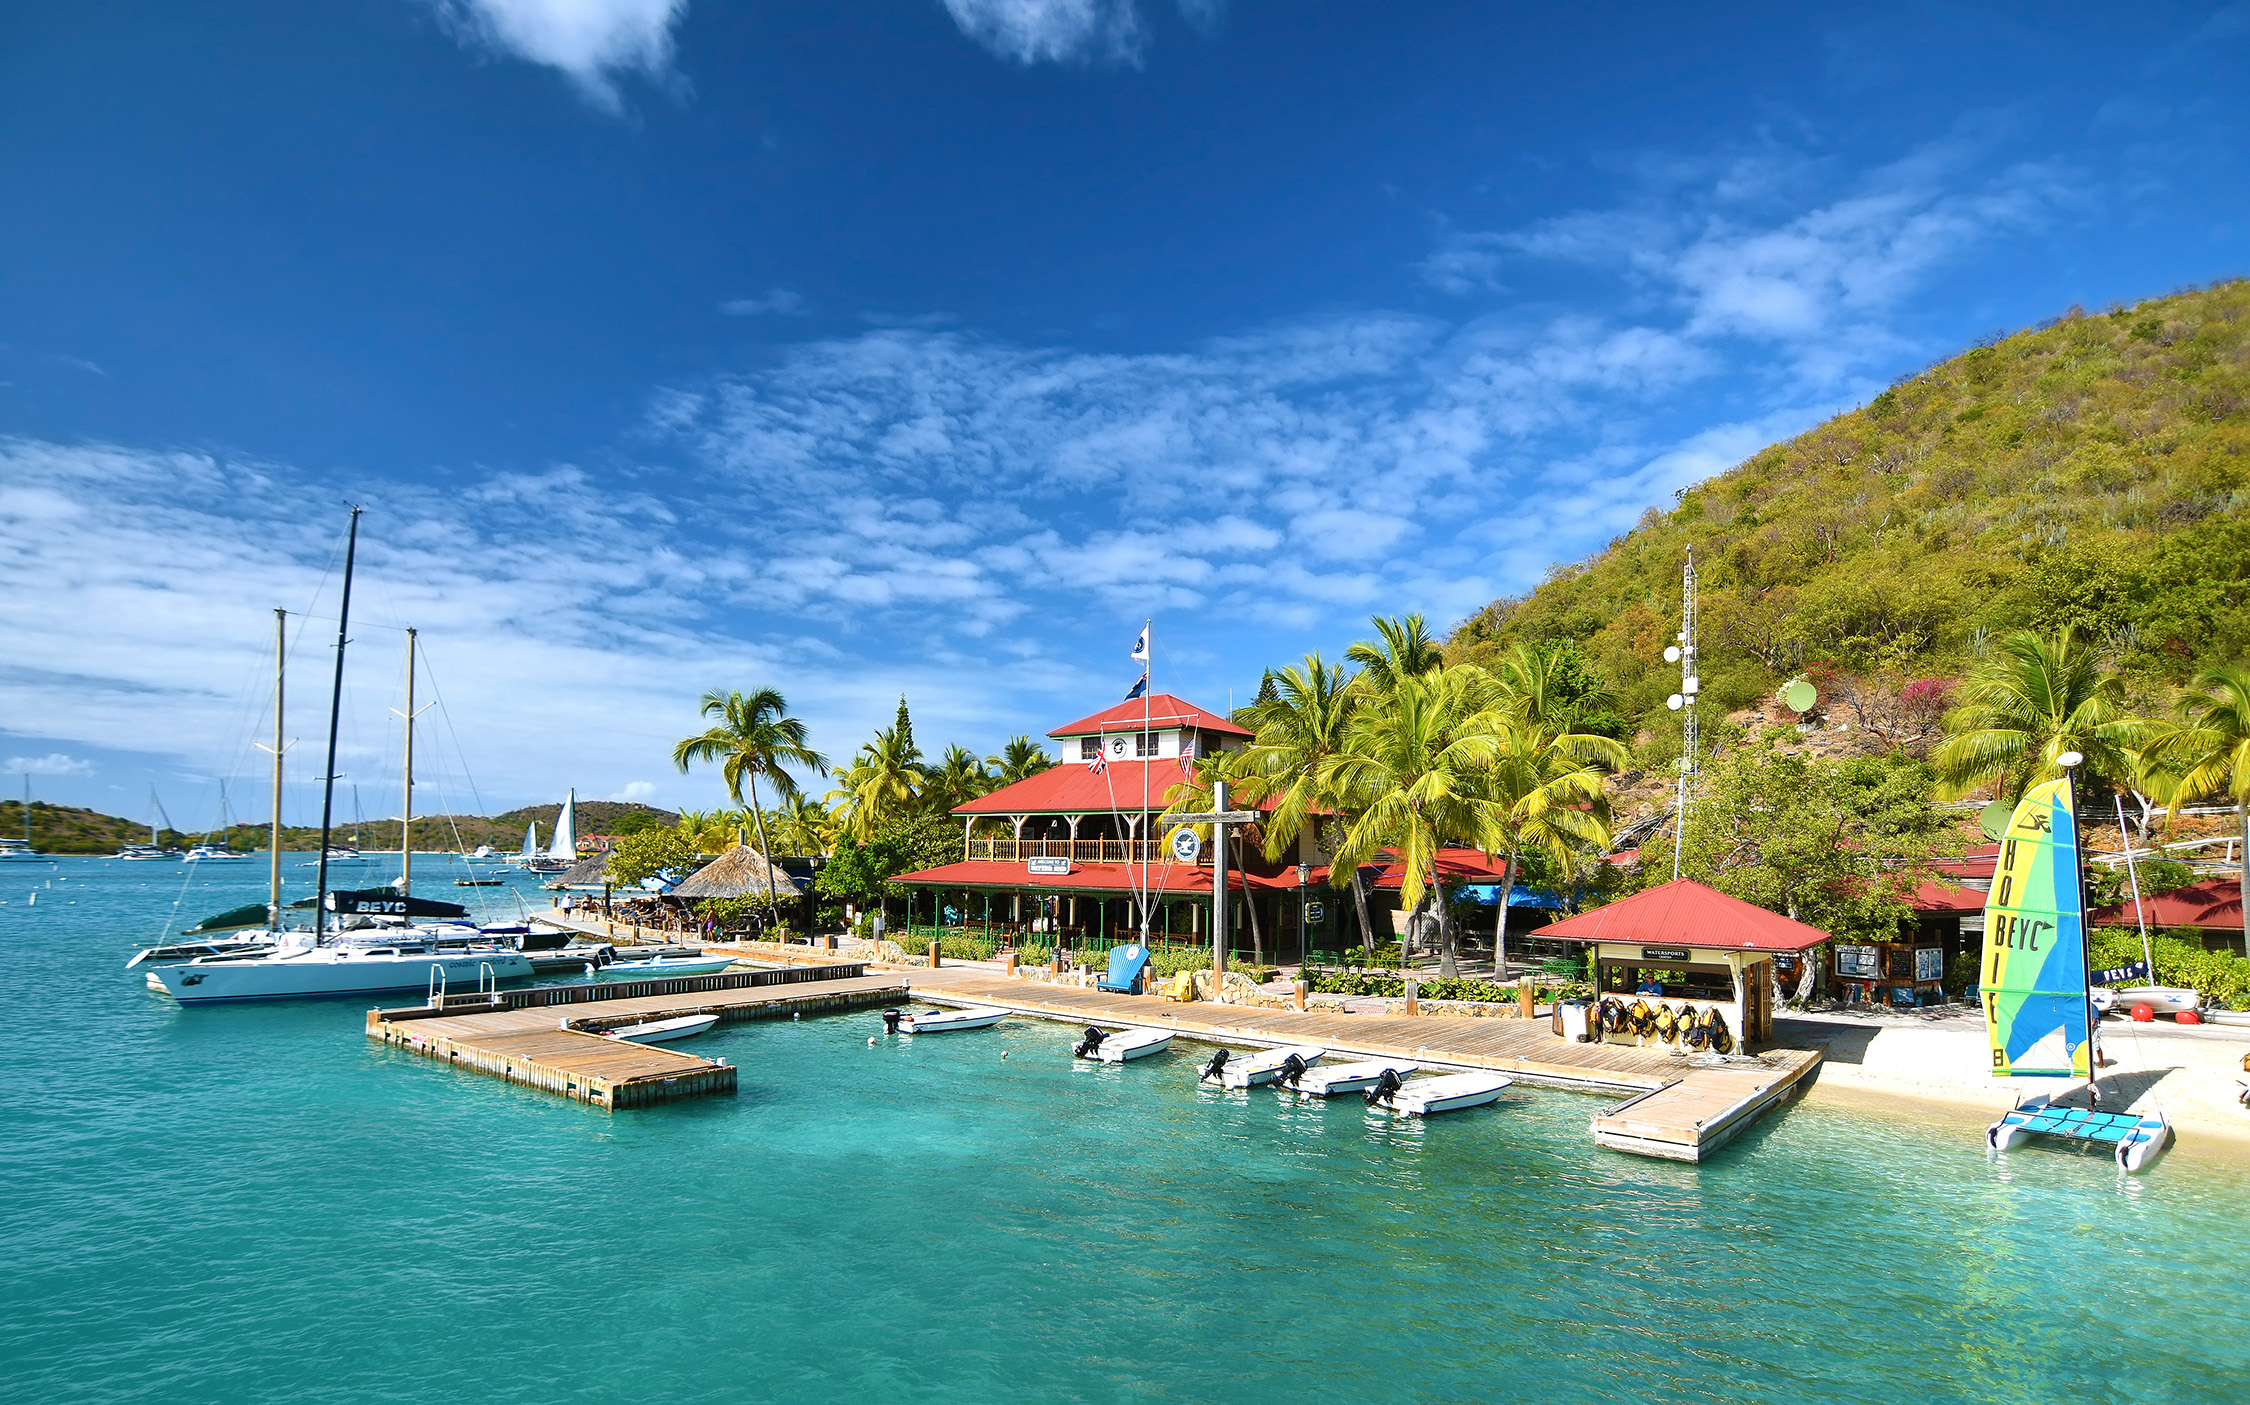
[2093, 986, 2200, 1016]
[151, 947, 533, 1003]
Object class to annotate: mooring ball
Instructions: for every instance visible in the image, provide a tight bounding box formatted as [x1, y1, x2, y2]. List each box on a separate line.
[2132, 1003, 2156, 1022]
[868, 1036, 877, 1046]
[2177, 1009, 2203, 1025]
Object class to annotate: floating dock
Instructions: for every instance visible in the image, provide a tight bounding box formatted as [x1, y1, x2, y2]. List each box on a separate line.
[906, 968, 1822, 1161]
[366, 963, 904, 1108]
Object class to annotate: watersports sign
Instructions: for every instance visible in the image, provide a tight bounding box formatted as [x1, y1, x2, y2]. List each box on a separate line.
[2094, 961, 2152, 986]
[1639, 946, 1691, 962]
[1027, 857, 1071, 876]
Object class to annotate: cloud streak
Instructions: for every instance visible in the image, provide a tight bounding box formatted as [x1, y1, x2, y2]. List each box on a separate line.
[432, 0, 687, 109]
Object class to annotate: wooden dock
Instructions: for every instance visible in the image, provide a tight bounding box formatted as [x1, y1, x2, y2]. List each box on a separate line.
[367, 965, 905, 1109]
[907, 968, 1822, 1161]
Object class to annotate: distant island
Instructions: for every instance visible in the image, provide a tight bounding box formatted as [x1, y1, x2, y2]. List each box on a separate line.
[0, 798, 682, 855]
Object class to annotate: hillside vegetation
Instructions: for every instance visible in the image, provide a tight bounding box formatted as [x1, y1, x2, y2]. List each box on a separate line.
[0, 799, 679, 855]
[1451, 280, 2250, 737]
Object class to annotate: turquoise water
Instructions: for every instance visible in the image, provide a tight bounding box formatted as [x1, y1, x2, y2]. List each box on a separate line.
[3, 859, 2245, 1404]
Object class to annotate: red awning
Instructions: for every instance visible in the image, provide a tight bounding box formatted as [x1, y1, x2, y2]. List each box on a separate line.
[1371, 847, 1512, 888]
[1909, 880, 1986, 914]
[1536, 879, 1831, 953]
[2090, 878, 2244, 932]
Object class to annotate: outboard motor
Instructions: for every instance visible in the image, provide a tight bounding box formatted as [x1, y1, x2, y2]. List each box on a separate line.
[1363, 1066, 1404, 1107]
[1276, 1052, 1309, 1088]
[1199, 1048, 1230, 1083]
[1073, 1026, 1105, 1059]
[880, 1008, 903, 1036]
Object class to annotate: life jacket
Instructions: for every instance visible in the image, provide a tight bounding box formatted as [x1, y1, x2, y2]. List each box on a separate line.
[1628, 998, 1654, 1037]
[1709, 1010, 1735, 1055]
[1601, 997, 1627, 1033]
[1682, 1010, 1711, 1051]
[1652, 1003, 1677, 1043]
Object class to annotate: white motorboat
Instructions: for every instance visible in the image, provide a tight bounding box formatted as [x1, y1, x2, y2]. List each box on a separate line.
[1071, 1025, 1174, 1062]
[591, 954, 737, 979]
[0, 837, 50, 863]
[597, 1013, 719, 1044]
[116, 843, 175, 861]
[1199, 1044, 1326, 1089]
[886, 1005, 1005, 1034]
[148, 940, 534, 1004]
[2093, 986, 2201, 1017]
[183, 844, 252, 863]
[1281, 1058, 1421, 1096]
[1366, 1070, 1513, 1115]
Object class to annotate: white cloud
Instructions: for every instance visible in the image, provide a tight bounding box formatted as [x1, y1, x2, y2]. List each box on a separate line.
[613, 780, 657, 801]
[7, 752, 92, 776]
[720, 289, 807, 317]
[939, 0, 1223, 66]
[433, 0, 687, 109]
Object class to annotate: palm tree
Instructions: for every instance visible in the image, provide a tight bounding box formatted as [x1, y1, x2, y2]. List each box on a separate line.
[923, 744, 992, 815]
[771, 794, 836, 857]
[1238, 653, 1377, 958]
[1319, 666, 1511, 977]
[1932, 628, 2148, 802]
[1345, 613, 1443, 698]
[827, 724, 923, 843]
[985, 735, 1055, 786]
[2140, 665, 2250, 958]
[1475, 714, 1625, 973]
[672, 688, 828, 930]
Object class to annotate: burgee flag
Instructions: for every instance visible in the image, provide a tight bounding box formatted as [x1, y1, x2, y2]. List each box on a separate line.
[1130, 622, 1150, 663]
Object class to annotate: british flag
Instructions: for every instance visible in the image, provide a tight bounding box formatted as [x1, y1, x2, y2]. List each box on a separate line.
[1087, 751, 1107, 775]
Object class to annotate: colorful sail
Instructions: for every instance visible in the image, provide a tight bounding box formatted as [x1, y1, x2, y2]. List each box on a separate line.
[1980, 776, 2091, 1078]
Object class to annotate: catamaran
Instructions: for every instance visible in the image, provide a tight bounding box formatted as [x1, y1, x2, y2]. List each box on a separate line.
[1980, 761, 2174, 1173]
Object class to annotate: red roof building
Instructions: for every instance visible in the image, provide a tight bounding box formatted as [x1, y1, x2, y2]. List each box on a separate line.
[2091, 878, 2245, 946]
[1538, 879, 1831, 954]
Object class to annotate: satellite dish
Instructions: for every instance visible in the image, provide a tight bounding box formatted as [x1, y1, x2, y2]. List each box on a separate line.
[1663, 645, 1681, 663]
[1979, 800, 2011, 841]
[1780, 679, 1817, 713]
[1666, 694, 1684, 711]
[2057, 751, 2084, 768]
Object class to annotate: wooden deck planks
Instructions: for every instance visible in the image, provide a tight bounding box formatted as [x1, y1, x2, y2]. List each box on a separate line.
[367, 972, 908, 1109]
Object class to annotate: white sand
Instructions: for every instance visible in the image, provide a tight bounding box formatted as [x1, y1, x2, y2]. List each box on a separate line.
[1779, 1009, 2250, 1161]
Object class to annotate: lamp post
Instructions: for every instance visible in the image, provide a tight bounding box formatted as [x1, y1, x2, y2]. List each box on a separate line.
[1296, 861, 1310, 969]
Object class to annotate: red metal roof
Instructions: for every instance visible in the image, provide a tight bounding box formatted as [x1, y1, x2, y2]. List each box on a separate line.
[1371, 847, 1512, 888]
[1537, 879, 1831, 953]
[1929, 843, 1999, 881]
[889, 859, 1303, 894]
[1047, 692, 1252, 740]
[955, 759, 1283, 816]
[2091, 878, 2244, 932]
[1908, 879, 1986, 914]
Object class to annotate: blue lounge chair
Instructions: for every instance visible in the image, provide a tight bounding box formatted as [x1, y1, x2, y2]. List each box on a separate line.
[1098, 943, 1151, 994]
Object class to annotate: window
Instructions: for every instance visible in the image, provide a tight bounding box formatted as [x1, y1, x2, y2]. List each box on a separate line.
[1134, 731, 1156, 757]
[1080, 737, 1099, 760]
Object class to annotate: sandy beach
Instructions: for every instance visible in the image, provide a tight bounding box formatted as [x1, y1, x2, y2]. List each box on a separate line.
[1780, 1007, 2250, 1162]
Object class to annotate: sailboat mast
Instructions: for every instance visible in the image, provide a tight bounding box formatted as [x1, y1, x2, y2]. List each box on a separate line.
[268, 608, 285, 930]
[400, 628, 415, 899]
[313, 507, 361, 938]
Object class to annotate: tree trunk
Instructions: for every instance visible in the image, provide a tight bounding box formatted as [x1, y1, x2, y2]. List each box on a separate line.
[1493, 844, 1518, 979]
[747, 774, 783, 935]
[1349, 865, 1376, 959]
[1432, 888, 1459, 978]
[1234, 834, 1265, 971]
[2240, 801, 2248, 962]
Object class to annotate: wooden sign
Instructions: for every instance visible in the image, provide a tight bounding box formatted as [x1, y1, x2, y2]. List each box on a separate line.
[1639, 946, 1690, 962]
[1027, 857, 1071, 875]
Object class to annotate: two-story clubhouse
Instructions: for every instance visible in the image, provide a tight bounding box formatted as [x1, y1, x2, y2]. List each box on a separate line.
[890, 692, 1333, 956]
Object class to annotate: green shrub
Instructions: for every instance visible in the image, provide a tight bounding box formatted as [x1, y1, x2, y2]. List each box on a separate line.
[2090, 928, 2250, 1005]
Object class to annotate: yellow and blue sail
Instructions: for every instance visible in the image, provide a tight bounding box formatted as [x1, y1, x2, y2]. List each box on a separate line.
[1980, 776, 2091, 1078]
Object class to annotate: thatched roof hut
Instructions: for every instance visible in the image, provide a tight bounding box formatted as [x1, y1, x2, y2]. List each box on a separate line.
[669, 843, 802, 901]
[548, 853, 613, 890]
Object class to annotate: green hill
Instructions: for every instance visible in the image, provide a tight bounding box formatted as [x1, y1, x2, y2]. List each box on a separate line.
[0, 799, 679, 855]
[1450, 279, 2250, 732]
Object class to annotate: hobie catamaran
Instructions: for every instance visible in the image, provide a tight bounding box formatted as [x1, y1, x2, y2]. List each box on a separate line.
[1980, 760, 2174, 1173]
[147, 511, 531, 1004]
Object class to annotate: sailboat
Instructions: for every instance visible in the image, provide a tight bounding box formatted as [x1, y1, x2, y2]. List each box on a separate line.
[116, 789, 179, 859]
[181, 782, 251, 862]
[1, 777, 50, 862]
[500, 819, 540, 867]
[523, 791, 576, 873]
[149, 511, 531, 1004]
[1981, 761, 2174, 1173]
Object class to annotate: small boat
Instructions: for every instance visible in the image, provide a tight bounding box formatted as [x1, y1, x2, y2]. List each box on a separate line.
[455, 877, 505, 887]
[1281, 1058, 1420, 1096]
[883, 1005, 1005, 1034]
[1988, 1093, 2173, 1172]
[1072, 1025, 1174, 1062]
[1365, 1070, 1512, 1115]
[598, 1013, 719, 1044]
[115, 842, 176, 861]
[591, 954, 737, 979]
[1199, 1044, 1326, 1089]
[0, 837, 51, 863]
[2093, 986, 2201, 1017]
[183, 844, 252, 862]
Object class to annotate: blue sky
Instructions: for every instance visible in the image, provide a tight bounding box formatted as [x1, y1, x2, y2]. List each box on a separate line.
[3, 1, 2246, 825]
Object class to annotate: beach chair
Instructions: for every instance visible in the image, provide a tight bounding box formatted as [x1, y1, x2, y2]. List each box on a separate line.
[1098, 943, 1151, 994]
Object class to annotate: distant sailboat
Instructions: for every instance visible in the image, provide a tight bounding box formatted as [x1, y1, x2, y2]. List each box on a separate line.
[117, 788, 178, 859]
[525, 790, 576, 873]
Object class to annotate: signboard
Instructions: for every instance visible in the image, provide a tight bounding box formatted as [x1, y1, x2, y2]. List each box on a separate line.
[1305, 902, 1325, 924]
[2094, 960, 2152, 986]
[1639, 946, 1691, 962]
[1169, 828, 1203, 863]
[1835, 944, 1881, 979]
[1027, 856, 1071, 876]
[1914, 947, 1944, 983]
